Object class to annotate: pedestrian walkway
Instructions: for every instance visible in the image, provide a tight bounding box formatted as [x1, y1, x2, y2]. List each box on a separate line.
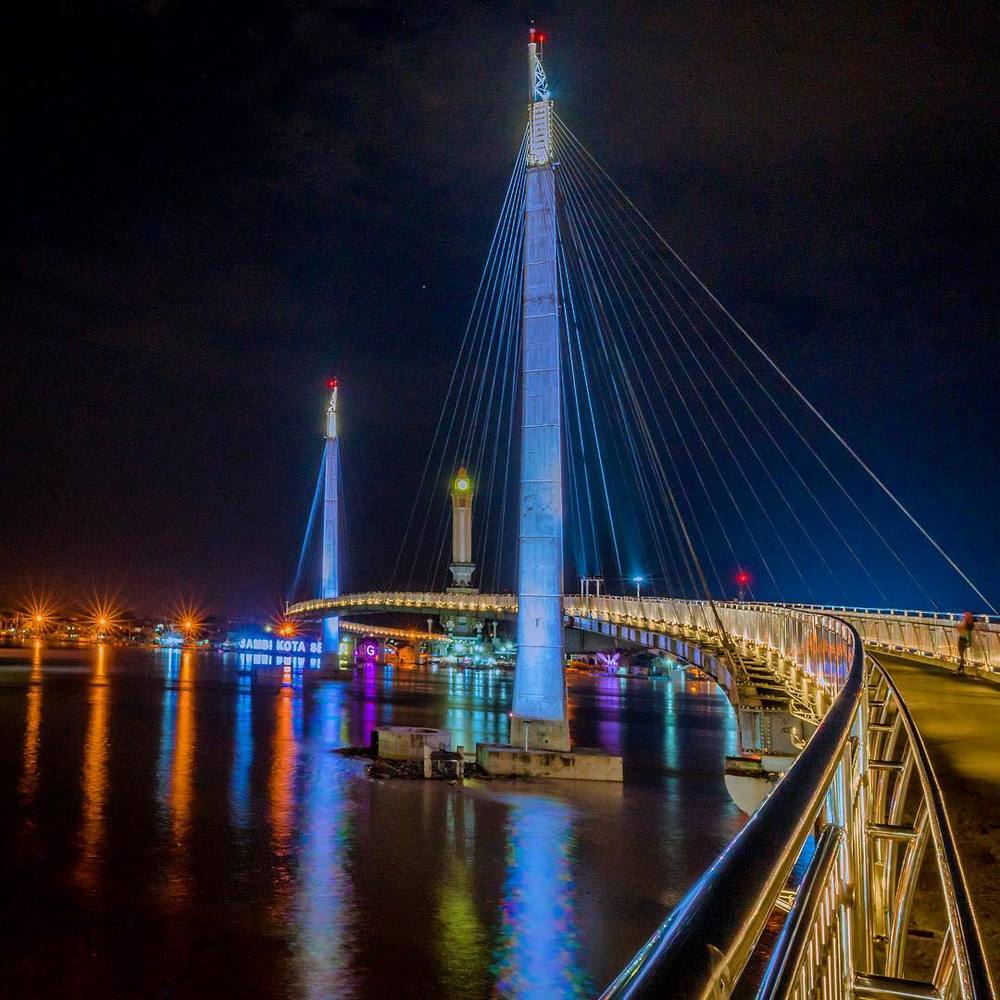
[875, 651, 1000, 982]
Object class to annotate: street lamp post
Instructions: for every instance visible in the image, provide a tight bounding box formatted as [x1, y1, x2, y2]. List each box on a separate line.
[633, 576, 644, 599]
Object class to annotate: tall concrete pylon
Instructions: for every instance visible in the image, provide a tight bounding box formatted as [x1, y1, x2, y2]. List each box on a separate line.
[511, 30, 569, 752]
[321, 377, 340, 665]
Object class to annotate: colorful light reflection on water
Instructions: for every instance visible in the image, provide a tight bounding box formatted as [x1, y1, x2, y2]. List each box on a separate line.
[493, 795, 589, 997]
[0, 646, 744, 998]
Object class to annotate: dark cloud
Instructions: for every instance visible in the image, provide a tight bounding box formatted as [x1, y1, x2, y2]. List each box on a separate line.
[0, 1, 997, 613]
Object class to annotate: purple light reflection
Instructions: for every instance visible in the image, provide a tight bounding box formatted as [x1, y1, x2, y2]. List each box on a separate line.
[493, 795, 589, 997]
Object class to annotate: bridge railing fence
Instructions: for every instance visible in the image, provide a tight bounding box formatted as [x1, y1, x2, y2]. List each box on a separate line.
[597, 609, 994, 1000]
[570, 596, 856, 704]
[855, 656, 992, 1000]
[598, 610, 866, 998]
[290, 593, 1000, 678]
[782, 605, 1000, 675]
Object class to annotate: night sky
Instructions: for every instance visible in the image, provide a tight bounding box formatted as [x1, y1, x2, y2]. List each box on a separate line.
[2, 2, 997, 616]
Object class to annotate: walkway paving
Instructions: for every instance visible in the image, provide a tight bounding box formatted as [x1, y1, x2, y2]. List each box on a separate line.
[875, 651, 1000, 983]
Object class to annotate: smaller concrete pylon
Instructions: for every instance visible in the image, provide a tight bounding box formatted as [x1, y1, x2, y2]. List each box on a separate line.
[448, 467, 477, 593]
[320, 377, 340, 667]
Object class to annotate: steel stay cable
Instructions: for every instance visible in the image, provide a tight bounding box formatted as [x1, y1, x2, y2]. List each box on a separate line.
[557, 115, 993, 614]
[557, 165, 728, 595]
[464, 268, 520, 584]
[475, 268, 522, 583]
[556, 117, 919, 597]
[559, 156, 783, 598]
[455, 202, 523, 470]
[429, 247, 520, 587]
[558, 135, 835, 600]
[447, 214, 524, 582]
[557, 118, 909, 602]
[564, 189, 752, 673]
[559, 241, 625, 582]
[558, 148, 752, 673]
[570, 243, 694, 596]
[560, 186, 693, 594]
[558, 172, 700, 597]
[393, 130, 526, 586]
[289, 452, 326, 602]
[560, 204, 688, 592]
[562, 372, 590, 577]
[558, 149, 787, 597]
[407, 167, 524, 587]
[559, 138, 833, 597]
[492, 322, 520, 591]
[560, 251, 603, 576]
[556, 120, 891, 605]
[408, 145, 524, 585]
[434, 195, 524, 587]
[558, 142, 788, 595]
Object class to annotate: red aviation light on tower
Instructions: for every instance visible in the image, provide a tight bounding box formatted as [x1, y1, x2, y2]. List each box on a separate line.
[735, 570, 751, 588]
[325, 376, 339, 439]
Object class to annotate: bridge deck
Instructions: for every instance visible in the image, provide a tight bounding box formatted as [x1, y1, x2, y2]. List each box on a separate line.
[876, 651, 1000, 982]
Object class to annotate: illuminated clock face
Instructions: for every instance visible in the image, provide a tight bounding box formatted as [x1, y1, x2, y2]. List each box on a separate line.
[456, 478, 469, 492]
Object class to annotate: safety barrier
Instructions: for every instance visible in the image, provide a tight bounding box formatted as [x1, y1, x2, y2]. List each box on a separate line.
[784, 605, 1000, 675]
[600, 614, 994, 999]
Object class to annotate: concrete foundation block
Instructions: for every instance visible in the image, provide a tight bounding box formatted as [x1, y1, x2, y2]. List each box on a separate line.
[372, 726, 451, 762]
[476, 743, 623, 781]
[509, 715, 570, 752]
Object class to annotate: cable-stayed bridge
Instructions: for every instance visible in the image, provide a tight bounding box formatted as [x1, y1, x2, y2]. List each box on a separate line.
[286, 30, 996, 1000]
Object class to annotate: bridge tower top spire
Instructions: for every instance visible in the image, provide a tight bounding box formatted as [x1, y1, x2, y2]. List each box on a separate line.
[527, 26, 553, 167]
[325, 376, 338, 440]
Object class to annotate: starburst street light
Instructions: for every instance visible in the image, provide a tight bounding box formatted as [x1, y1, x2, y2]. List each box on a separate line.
[22, 594, 56, 635]
[268, 603, 299, 639]
[172, 600, 206, 645]
[85, 594, 123, 640]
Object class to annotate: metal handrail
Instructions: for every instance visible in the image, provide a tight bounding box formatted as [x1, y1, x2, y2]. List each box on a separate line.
[599, 618, 866, 999]
[869, 657, 994, 1000]
[288, 592, 998, 675]
[781, 604, 1000, 674]
[602, 627, 995, 999]
[785, 605, 1000, 627]
[756, 824, 846, 997]
[287, 592, 518, 616]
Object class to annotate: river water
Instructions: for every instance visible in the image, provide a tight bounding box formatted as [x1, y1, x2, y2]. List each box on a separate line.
[0, 644, 745, 998]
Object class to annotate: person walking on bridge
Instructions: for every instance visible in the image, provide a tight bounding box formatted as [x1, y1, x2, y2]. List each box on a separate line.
[955, 611, 977, 676]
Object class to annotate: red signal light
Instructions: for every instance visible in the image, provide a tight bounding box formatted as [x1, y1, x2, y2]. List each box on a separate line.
[735, 570, 750, 586]
[327, 377, 338, 390]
